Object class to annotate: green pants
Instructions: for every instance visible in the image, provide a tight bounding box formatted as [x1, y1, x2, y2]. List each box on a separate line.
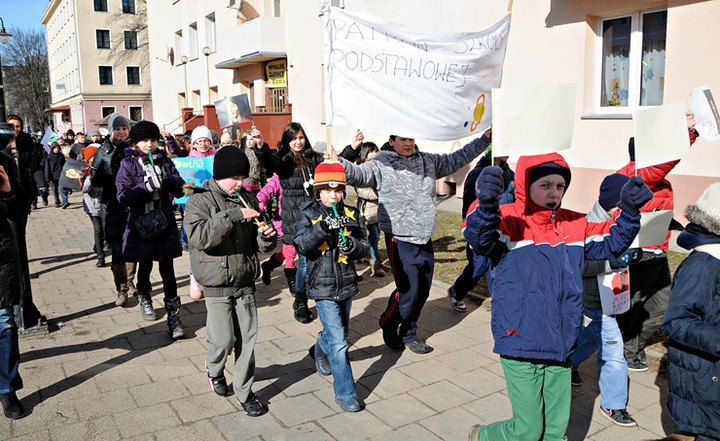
[478, 356, 571, 441]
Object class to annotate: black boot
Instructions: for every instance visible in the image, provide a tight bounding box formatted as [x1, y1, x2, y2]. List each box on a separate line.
[261, 254, 283, 286]
[137, 290, 157, 321]
[293, 291, 314, 324]
[283, 268, 297, 295]
[0, 392, 24, 419]
[110, 263, 129, 307]
[164, 297, 185, 340]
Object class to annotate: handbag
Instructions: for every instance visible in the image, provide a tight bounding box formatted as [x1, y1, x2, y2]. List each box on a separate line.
[133, 208, 169, 239]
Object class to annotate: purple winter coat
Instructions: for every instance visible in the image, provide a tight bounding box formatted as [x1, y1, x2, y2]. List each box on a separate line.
[116, 148, 185, 262]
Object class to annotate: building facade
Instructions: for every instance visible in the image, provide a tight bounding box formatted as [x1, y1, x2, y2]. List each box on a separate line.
[41, 0, 153, 135]
[146, 0, 720, 216]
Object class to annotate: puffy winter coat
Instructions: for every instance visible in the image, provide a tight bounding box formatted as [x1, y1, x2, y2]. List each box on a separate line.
[342, 135, 489, 245]
[256, 173, 283, 236]
[184, 179, 276, 297]
[90, 135, 131, 241]
[255, 143, 359, 245]
[0, 152, 23, 309]
[294, 200, 368, 301]
[44, 151, 65, 181]
[115, 148, 185, 262]
[663, 223, 720, 440]
[463, 153, 641, 362]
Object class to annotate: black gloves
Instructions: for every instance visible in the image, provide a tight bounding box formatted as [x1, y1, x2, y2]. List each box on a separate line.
[338, 237, 354, 254]
[475, 166, 504, 205]
[608, 248, 642, 269]
[617, 176, 653, 216]
[323, 215, 350, 231]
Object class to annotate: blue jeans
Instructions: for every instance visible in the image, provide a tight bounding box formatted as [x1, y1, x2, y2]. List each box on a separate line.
[295, 252, 307, 294]
[315, 298, 356, 400]
[178, 205, 188, 247]
[0, 308, 23, 394]
[367, 223, 380, 261]
[571, 307, 628, 410]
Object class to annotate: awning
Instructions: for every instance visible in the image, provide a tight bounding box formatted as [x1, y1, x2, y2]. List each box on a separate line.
[44, 105, 70, 113]
[215, 51, 286, 69]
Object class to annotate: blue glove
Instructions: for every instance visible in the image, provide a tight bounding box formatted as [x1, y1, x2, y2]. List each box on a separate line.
[608, 248, 642, 269]
[617, 176, 652, 215]
[475, 166, 504, 205]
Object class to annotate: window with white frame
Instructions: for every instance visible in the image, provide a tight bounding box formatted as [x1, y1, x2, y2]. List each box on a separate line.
[96, 29, 111, 49]
[205, 14, 216, 52]
[122, 0, 135, 14]
[189, 22, 198, 59]
[129, 106, 143, 121]
[98, 66, 113, 85]
[94, 0, 108, 12]
[127, 66, 141, 85]
[124, 30, 138, 49]
[596, 9, 667, 112]
[175, 30, 183, 66]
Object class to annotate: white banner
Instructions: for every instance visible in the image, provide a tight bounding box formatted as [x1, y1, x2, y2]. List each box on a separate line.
[323, 6, 510, 141]
[632, 102, 690, 169]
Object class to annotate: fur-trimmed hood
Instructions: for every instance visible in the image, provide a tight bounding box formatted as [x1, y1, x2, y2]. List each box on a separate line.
[685, 204, 720, 236]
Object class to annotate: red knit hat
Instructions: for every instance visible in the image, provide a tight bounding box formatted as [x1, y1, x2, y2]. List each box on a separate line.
[313, 162, 346, 194]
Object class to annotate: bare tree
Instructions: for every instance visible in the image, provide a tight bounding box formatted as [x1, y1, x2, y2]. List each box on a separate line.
[2, 27, 51, 132]
[109, 0, 150, 70]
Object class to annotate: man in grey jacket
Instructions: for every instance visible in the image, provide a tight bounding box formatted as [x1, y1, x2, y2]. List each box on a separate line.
[336, 129, 491, 353]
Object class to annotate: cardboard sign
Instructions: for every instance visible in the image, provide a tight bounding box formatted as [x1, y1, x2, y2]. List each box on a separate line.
[597, 269, 631, 316]
[629, 210, 673, 248]
[491, 83, 576, 157]
[633, 102, 690, 169]
[58, 159, 87, 192]
[172, 156, 214, 204]
[215, 95, 253, 129]
[689, 86, 720, 141]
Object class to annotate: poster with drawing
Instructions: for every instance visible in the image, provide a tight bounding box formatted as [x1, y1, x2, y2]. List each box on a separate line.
[597, 269, 631, 316]
[214, 94, 253, 129]
[689, 86, 720, 141]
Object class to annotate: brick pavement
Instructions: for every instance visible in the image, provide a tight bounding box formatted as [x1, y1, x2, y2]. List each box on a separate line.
[2, 192, 676, 440]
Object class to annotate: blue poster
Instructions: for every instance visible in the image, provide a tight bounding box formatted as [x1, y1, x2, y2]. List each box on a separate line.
[173, 156, 214, 204]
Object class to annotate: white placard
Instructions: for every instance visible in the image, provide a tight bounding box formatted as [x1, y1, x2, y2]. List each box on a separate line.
[323, 5, 510, 141]
[689, 86, 720, 142]
[491, 83, 576, 157]
[597, 269, 631, 316]
[629, 210, 673, 248]
[633, 103, 690, 169]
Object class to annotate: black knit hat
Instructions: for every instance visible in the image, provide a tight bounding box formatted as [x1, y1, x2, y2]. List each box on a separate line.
[213, 147, 250, 179]
[130, 120, 161, 146]
[528, 162, 571, 188]
[598, 174, 630, 211]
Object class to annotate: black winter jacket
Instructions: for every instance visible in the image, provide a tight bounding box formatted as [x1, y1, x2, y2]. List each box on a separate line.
[90, 135, 130, 241]
[294, 200, 368, 301]
[663, 223, 720, 440]
[254, 144, 359, 245]
[0, 151, 23, 308]
[44, 151, 65, 182]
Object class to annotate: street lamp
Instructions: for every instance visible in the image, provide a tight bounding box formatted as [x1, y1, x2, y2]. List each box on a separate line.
[0, 16, 12, 122]
[180, 55, 189, 107]
[202, 46, 211, 104]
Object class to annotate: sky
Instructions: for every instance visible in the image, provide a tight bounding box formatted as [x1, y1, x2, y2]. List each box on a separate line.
[0, 0, 48, 31]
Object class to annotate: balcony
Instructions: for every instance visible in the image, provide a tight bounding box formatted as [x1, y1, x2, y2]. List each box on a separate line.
[215, 16, 286, 69]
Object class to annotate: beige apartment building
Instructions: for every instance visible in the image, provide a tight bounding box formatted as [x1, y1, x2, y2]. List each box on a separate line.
[146, 0, 719, 215]
[41, 0, 153, 135]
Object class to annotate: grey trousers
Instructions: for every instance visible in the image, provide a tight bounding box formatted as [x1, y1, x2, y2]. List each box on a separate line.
[205, 289, 258, 402]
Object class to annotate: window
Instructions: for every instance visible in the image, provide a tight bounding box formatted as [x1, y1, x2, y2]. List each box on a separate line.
[205, 14, 216, 52]
[129, 106, 143, 121]
[174, 30, 183, 66]
[94, 0, 108, 12]
[99, 66, 113, 85]
[124, 31, 138, 49]
[101, 106, 115, 118]
[189, 23, 198, 59]
[122, 0, 136, 14]
[96, 30, 111, 49]
[596, 10, 667, 112]
[127, 66, 140, 85]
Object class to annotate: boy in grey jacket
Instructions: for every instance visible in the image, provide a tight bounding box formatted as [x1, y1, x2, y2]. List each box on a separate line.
[184, 147, 276, 417]
[335, 129, 491, 353]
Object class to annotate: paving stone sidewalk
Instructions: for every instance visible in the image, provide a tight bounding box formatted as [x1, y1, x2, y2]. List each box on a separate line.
[2, 193, 676, 440]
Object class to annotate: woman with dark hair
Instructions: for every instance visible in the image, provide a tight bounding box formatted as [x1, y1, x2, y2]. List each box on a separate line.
[251, 123, 361, 323]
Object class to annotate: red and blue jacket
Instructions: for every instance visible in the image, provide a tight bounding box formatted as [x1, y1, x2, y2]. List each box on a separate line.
[462, 153, 641, 362]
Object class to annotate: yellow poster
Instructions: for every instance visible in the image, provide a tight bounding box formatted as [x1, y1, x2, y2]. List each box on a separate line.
[266, 60, 287, 88]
